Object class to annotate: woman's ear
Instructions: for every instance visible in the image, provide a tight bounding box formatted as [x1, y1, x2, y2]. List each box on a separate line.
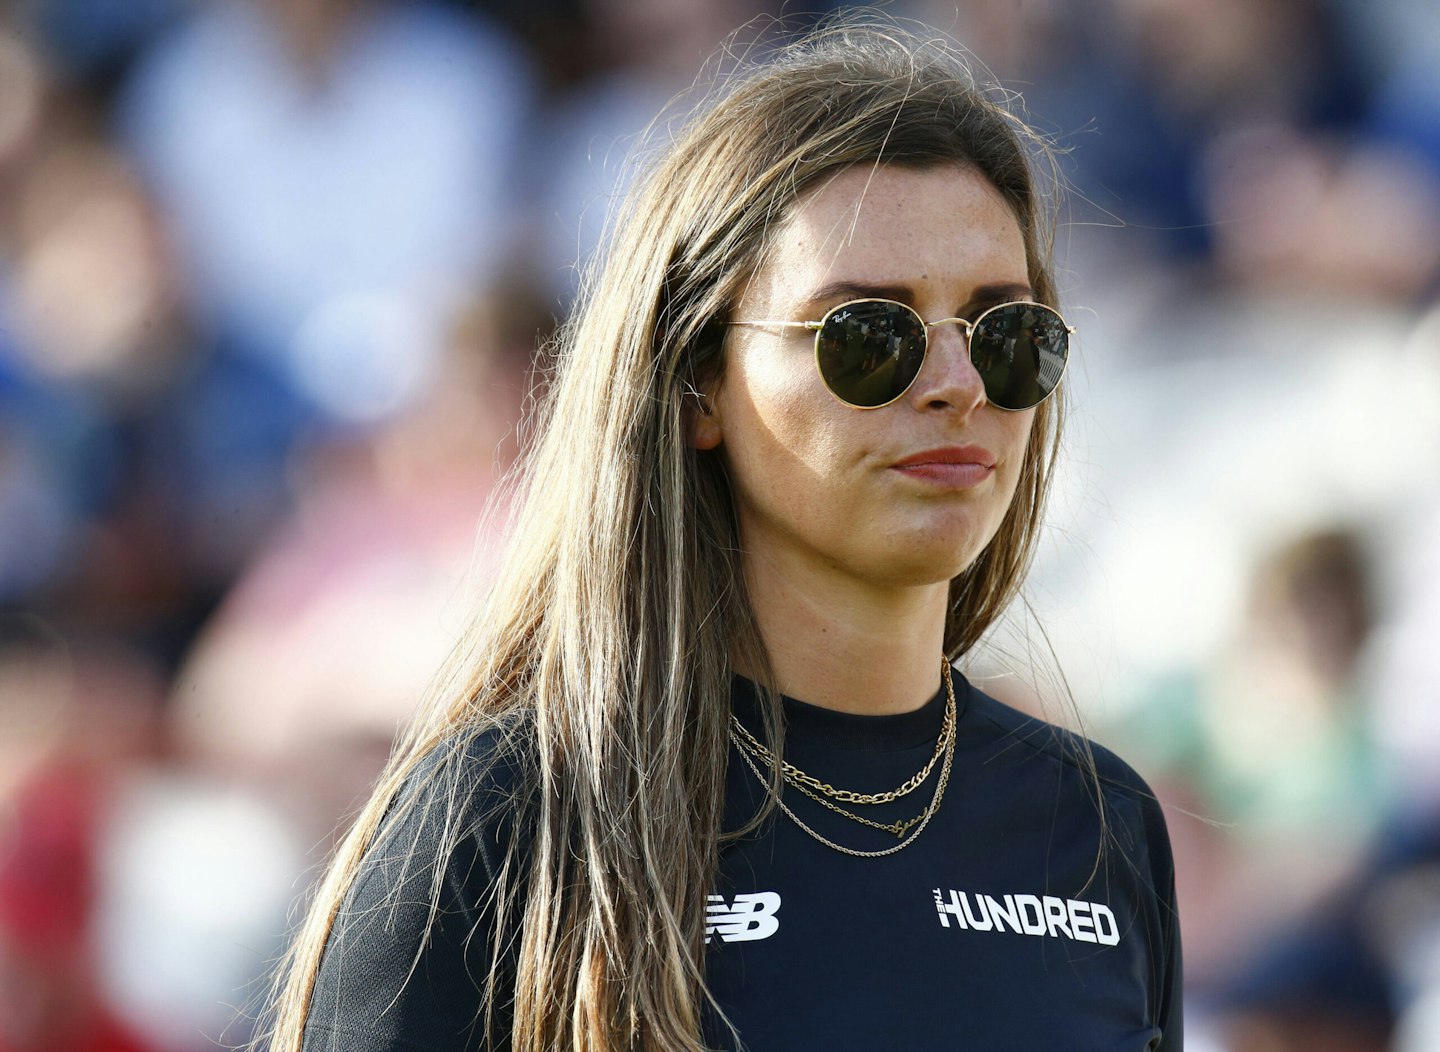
[681, 317, 728, 450]
[685, 385, 723, 450]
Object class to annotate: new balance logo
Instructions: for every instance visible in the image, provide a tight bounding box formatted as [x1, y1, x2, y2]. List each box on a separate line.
[705, 892, 781, 944]
[932, 889, 1120, 946]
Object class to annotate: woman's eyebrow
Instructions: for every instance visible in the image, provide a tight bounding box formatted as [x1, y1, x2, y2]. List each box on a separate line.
[965, 282, 1035, 308]
[801, 279, 1036, 312]
[802, 279, 913, 306]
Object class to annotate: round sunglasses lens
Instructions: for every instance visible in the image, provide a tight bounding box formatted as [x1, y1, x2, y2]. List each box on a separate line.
[815, 301, 927, 407]
[969, 303, 1069, 410]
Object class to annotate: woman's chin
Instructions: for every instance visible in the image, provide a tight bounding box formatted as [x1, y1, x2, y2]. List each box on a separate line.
[850, 541, 987, 590]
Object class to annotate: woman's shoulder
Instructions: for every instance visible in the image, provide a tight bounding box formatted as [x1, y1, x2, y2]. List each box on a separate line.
[958, 673, 1178, 900]
[409, 712, 537, 802]
[960, 674, 1169, 823]
[378, 712, 539, 875]
[306, 716, 536, 1050]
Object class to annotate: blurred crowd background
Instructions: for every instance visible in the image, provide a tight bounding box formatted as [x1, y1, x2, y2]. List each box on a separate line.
[0, 0, 1436, 1049]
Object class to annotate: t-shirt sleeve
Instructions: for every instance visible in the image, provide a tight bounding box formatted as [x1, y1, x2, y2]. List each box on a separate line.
[301, 742, 521, 1052]
[1088, 735, 1185, 1051]
[1145, 791, 1184, 1051]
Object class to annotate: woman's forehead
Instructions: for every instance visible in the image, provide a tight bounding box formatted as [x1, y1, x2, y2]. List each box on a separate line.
[742, 164, 1029, 311]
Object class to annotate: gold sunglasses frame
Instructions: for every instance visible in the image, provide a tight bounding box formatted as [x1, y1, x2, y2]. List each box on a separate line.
[729, 297, 1074, 411]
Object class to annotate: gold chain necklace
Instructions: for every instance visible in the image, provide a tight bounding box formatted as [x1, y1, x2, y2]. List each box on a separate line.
[729, 660, 957, 859]
[786, 777, 931, 838]
[731, 692, 954, 836]
[729, 673, 953, 805]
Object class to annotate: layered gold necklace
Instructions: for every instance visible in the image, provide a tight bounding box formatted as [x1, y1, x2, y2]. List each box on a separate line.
[730, 659, 957, 858]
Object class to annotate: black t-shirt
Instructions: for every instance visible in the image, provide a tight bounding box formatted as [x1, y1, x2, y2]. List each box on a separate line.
[302, 670, 1182, 1051]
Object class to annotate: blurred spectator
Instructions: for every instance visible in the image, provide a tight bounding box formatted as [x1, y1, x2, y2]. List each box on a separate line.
[1150, 529, 1384, 830]
[114, 0, 533, 584]
[170, 301, 528, 837]
[14, 0, 194, 90]
[1101, 528, 1393, 981]
[1205, 803, 1440, 1052]
[1370, 305, 1440, 806]
[0, 26, 199, 670]
[119, 0, 531, 421]
[530, 0, 776, 306]
[1101, 0, 1370, 129]
[0, 622, 162, 1052]
[1359, 0, 1440, 172]
[896, 0, 1213, 263]
[902, 0, 1376, 271]
[1201, 127, 1440, 305]
[87, 305, 535, 1047]
[0, 29, 89, 603]
[94, 759, 304, 1052]
[0, 620, 304, 1052]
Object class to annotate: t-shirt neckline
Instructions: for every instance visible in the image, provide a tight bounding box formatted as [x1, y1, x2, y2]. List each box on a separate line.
[729, 667, 965, 753]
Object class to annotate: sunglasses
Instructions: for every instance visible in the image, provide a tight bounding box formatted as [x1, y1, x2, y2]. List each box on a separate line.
[730, 298, 1073, 411]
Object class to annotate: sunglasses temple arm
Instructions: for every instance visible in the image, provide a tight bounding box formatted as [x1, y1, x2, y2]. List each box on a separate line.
[729, 320, 823, 332]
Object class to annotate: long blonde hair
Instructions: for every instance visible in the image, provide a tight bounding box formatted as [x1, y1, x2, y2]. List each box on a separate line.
[267, 18, 1065, 1052]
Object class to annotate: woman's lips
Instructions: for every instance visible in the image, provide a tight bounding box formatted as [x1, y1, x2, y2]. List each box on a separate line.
[890, 446, 996, 487]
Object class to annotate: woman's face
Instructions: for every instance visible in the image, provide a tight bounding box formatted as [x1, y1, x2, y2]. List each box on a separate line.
[696, 163, 1037, 591]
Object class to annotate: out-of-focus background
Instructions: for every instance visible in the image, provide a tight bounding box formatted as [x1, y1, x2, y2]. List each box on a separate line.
[0, 0, 1435, 1048]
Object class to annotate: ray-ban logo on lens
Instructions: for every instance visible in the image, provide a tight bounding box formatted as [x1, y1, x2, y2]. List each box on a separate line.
[706, 892, 781, 943]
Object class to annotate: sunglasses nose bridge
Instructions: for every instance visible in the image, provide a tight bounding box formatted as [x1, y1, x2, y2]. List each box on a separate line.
[924, 317, 974, 340]
[912, 315, 986, 408]
[922, 317, 975, 362]
[921, 317, 976, 363]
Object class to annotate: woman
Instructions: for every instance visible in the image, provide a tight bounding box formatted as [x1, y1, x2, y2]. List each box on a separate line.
[271, 19, 1182, 1052]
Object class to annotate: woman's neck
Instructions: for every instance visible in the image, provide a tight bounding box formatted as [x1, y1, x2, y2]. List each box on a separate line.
[740, 553, 950, 716]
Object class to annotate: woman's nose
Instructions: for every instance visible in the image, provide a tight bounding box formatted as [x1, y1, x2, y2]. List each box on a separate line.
[907, 319, 986, 413]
